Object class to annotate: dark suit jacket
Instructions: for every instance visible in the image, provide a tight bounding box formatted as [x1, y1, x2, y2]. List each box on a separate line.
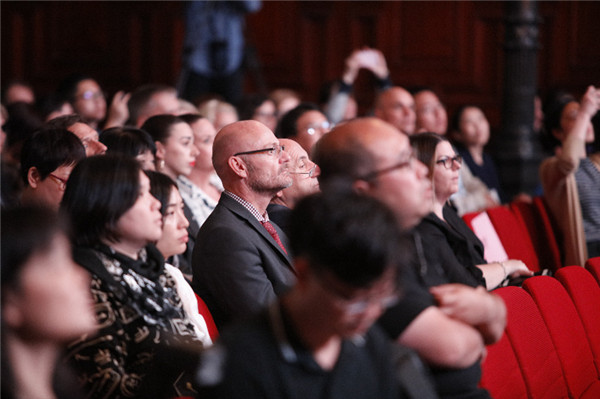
[191, 194, 296, 329]
[266, 203, 292, 237]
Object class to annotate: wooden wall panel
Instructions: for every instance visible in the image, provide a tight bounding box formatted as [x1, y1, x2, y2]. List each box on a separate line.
[2, 1, 599, 130]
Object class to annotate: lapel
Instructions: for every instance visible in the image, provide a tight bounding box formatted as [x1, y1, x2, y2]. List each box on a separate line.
[219, 195, 293, 267]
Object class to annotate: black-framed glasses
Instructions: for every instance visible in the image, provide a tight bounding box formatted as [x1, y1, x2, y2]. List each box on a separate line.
[48, 173, 68, 191]
[435, 155, 462, 169]
[360, 151, 415, 181]
[234, 144, 285, 157]
[290, 164, 317, 178]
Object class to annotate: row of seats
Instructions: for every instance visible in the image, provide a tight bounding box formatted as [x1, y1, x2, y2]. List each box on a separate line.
[480, 259, 600, 398]
[463, 197, 562, 272]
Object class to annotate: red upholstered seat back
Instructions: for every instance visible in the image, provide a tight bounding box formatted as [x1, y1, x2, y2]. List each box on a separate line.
[523, 276, 600, 398]
[491, 286, 568, 398]
[586, 257, 600, 286]
[195, 293, 219, 341]
[485, 206, 540, 272]
[555, 266, 600, 376]
[510, 198, 561, 271]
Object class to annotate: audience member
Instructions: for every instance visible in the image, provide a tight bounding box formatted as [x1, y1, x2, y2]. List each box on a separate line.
[374, 86, 417, 135]
[57, 73, 130, 130]
[100, 126, 157, 171]
[540, 85, 600, 265]
[411, 132, 532, 289]
[269, 88, 301, 120]
[60, 154, 205, 398]
[413, 88, 448, 135]
[322, 47, 392, 124]
[2, 102, 44, 166]
[198, 190, 438, 399]
[1, 79, 35, 105]
[19, 128, 85, 210]
[147, 171, 213, 346]
[1, 206, 96, 399]
[45, 114, 107, 156]
[267, 138, 320, 235]
[127, 84, 180, 128]
[197, 98, 239, 131]
[178, 114, 223, 272]
[192, 120, 295, 329]
[36, 93, 74, 122]
[178, 0, 262, 106]
[313, 117, 506, 399]
[275, 102, 332, 155]
[238, 93, 278, 131]
[450, 105, 506, 203]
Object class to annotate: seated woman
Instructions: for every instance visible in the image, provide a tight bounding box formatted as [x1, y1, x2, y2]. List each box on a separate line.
[1, 206, 97, 399]
[411, 132, 532, 290]
[540, 85, 600, 265]
[147, 170, 215, 344]
[60, 154, 205, 398]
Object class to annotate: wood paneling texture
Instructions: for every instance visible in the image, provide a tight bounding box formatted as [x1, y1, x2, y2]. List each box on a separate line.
[2, 1, 599, 129]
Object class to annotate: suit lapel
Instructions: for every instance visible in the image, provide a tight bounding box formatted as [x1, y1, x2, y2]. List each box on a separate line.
[219, 195, 293, 266]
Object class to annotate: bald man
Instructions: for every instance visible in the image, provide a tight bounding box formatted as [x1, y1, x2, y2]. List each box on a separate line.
[374, 86, 417, 135]
[313, 117, 505, 399]
[191, 120, 296, 329]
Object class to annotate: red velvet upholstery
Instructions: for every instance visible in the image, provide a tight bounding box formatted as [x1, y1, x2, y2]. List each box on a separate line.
[479, 295, 528, 399]
[586, 257, 600, 286]
[510, 198, 562, 271]
[523, 276, 600, 398]
[556, 266, 600, 376]
[485, 206, 540, 272]
[491, 286, 568, 398]
[195, 293, 219, 341]
[461, 210, 482, 231]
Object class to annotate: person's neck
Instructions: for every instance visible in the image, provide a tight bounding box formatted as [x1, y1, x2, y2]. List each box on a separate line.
[226, 185, 274, 216]
[187, 169, 221, 201]
[270, 195, 291, 209]
[103, 239, 143, 260]
[468, 145, 484, 165]
[281, 294, 342, 371]
[6, 332, 59, 399]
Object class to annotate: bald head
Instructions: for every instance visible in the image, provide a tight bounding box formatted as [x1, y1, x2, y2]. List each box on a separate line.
[374, 86, 416, 135]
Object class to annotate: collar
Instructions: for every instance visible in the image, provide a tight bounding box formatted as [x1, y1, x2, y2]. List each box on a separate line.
[223, 190, 270, 222]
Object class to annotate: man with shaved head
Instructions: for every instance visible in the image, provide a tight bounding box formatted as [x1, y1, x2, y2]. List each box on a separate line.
[313, 117, 505, 399]
[192, 120, 296, 329]
[374, 86, 417, 135]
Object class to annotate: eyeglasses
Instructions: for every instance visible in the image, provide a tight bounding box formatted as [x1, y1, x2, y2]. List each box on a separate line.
[48, 173, 68, 191]
[289, 164, 317, 178]
[234, 144, 285, 157]
[305, 121, 333, 136]
[361, 151, 415, 181]
[76, 90, 105, 101]
[316, 273, 399, 316]
[435, 155, 462, 169]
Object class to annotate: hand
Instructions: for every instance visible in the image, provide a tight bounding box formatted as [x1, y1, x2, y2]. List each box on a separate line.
[503, 259, 533, 279]
[579, 85, 600, 118]
[104, 90, 131, 128]
[429, 284, 493, 326]
[341, 50, 363, 85]
[358, 48, 389, 79]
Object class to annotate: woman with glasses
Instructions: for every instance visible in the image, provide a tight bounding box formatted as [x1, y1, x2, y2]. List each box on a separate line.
[411, 132, 531, 290]
[60, 154, 205, 398]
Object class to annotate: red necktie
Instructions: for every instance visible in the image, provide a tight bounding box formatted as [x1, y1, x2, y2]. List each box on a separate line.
[261, 221, 288, 254]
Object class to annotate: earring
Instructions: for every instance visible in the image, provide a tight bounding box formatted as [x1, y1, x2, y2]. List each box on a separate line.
[158, 159, 165, 171]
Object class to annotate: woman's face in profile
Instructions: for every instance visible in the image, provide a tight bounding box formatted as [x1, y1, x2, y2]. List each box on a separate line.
[3, 233, 96, 342]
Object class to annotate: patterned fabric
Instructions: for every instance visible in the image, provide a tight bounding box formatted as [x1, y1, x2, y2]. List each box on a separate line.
[261, 221, 288, 254]
[575, 158, 600, 242]
[222, 190, 270, 222]
[177, 175, 219, 229]
[65, 244, 205, 398]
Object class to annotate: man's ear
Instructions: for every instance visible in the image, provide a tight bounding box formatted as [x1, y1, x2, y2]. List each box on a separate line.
[352, 178, 372, 195]
[27, 167, 41, 188]
[228, 156, 248, 178]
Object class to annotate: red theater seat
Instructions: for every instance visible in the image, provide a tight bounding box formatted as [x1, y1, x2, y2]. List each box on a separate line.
[523, 276, 600, 398]
[586, 257, 600, 286]
[195, 293, 219, 341]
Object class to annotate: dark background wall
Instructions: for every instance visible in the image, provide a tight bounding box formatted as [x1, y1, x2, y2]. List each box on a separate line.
[2, 1, 600, 129]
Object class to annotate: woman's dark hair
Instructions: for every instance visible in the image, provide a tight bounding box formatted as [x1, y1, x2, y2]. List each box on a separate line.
[290, 189, 405, 287]
[275, 102, 321, 139]
[57, 73, 97, 104]
[146, 171, 178, 219]
[542, 91, 576, 151]
[410, 132, 448, 176]
[179, 113, 205, 127]
[1, 206, 66, 288]
[20, 128, 86, 185]
[100, 126, 157, 157]
[60, 154, 142, 247]
[141, 114, 187, 144]
[448, 104, 478, 139]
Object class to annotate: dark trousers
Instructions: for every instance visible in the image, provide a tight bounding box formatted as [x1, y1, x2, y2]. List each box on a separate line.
[179, 68, 244, 107]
